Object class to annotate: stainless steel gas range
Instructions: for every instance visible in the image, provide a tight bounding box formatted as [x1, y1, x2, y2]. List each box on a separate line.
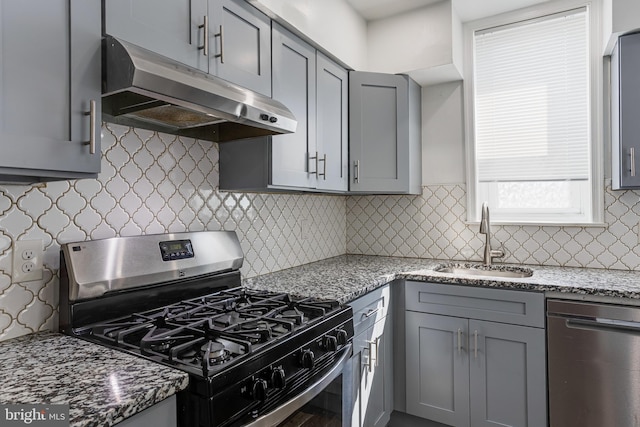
[58, 231, 353, 427]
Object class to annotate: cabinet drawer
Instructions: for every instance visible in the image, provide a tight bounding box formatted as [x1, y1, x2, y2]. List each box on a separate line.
[405, 281, 544, 328]
[350, 285, 390, 337]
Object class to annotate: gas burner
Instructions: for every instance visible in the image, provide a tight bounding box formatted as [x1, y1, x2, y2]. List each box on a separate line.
[277, 308, 305, 325]
[201, 340, 231, 367]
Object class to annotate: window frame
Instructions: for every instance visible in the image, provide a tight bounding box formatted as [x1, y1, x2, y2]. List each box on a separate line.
[463, 0, 604, 225]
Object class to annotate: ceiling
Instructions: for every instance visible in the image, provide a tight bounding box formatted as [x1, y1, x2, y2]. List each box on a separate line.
[346, 0, 552, 22]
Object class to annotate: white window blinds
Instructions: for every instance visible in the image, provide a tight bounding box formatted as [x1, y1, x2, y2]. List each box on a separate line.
[474, 8, 590, 183]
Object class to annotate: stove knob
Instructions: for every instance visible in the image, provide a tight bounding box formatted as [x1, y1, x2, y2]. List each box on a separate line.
[323, 335, 338, 352]
[300, 349, 315, 369]
[251, 378, 268, 402]
[271, 367, 286, 389]
[335, 329, 348, 346]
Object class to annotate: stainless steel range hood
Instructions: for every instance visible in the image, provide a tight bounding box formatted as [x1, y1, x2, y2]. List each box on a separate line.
[102, 36, 296, 142]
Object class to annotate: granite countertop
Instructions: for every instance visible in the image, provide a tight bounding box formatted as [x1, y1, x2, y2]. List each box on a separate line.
[243, 254, 640, 304]
[5, 255, 640, 427]
[0, 332, 189, 427]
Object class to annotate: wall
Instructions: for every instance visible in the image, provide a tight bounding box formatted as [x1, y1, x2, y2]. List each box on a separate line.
[0, 124, 347, 341]
[366, 0, 463, 85]
[250, 0, 368, 69]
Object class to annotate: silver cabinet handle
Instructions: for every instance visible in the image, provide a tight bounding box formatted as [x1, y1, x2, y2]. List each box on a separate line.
[631, 148, 636, 177]
[362, 307, 380, 318]
[308, 152, 318, 176]
[215, 25, 224, 63]
[365, 338, 379, 372]
[198, 16, 208, 56]
[83, 99, 96, 155]
[474, 330, 478, 359]
[457, 328, 462, 354]
[354, 160, 359, 183]
[318, 154, 326, 180]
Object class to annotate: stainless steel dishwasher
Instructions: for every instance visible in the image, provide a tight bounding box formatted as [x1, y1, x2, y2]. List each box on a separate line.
[547, 299, 640, 427]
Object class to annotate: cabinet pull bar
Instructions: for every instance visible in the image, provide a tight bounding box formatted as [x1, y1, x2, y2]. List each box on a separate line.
[366, 339, 378, 372]
[362, 307, 380, 318]
[308, 152, 318, 176]
[631, 148, 636, 177]
[474, 330, 478, 359]
[354, 160, 359, 183]
[375, 336, 380, 367]
[83, 100, 96, 155]
[457, 328, 462, 354]
[198, 16, 208, 56]
[215, 25, 224, 63]
[318, 154, 326, 180]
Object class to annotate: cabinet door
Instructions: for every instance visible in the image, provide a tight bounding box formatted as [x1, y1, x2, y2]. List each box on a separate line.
[405, 312, 470, 427]
[613, 32, 640, 189]
[352, 316, 393, 427]
[316, 52, 348, 192]
[271, 23, 316, 189]
[104, 0, 208, 72]
[209, 0, 271, 96]
[469, 320, 547, 427]
[362, 317, 393, 427]
[349, 71, 409, 193]
[0, 0, 101, 181]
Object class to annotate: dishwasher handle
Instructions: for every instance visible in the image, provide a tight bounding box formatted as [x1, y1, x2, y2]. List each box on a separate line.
[566, 317, 640, 335]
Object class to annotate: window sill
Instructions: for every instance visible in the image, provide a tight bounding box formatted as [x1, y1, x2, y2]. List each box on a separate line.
[465, 221, 608, 228]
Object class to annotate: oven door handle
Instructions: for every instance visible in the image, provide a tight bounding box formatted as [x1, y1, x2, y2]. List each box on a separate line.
[243, 343, 352, 427]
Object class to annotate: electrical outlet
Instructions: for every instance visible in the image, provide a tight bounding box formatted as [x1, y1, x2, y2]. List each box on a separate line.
[13, 240, 43, 282]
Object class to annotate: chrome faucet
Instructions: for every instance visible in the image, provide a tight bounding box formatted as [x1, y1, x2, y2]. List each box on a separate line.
[479, 202, 504, 265]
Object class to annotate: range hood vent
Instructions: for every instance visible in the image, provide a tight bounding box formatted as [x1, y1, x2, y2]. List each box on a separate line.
[102, 36, 296, 142]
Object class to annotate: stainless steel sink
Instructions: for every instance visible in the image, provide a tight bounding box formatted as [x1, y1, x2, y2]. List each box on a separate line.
[434, 263, 533, 278]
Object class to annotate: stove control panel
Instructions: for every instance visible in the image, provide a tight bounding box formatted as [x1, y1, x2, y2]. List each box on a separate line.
[159, 239, 194, 261]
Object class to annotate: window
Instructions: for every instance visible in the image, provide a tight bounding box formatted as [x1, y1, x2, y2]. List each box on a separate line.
[464, 1, 603, 224]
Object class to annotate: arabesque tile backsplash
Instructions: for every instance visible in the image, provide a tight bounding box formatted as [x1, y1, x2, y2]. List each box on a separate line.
[347, 184, 640, 270]
[0, 124, 346, 340]
[3, 123, 640, 341]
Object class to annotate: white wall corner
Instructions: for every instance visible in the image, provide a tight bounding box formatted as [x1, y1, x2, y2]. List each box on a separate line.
[366, 0, 463, 85]
[603, 0, 640, 55]
[247, 0, 368, 69]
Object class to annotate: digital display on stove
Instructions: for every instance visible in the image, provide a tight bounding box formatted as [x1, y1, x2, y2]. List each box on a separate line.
[159, 239, 194, 261]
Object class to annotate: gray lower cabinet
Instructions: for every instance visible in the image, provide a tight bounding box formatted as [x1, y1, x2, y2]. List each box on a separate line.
[612, 32, 640, 189]
[350, 285, 393, 427]
[117, 395, 176, 427]
[219, 24, 348, 192]
[104, 0, 271, 96]
[349, 71, 421, 195]
[404, 282, 546, 427]
[0, 0, 101, 183]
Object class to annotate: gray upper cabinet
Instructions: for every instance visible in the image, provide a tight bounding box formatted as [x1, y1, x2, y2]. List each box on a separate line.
[219, 24, 349, 193]
[316, 52, 349, 192]
[0, 0, 101, 183]
[404, 282, 547, 427]
[103, 0, 271, 96]
[104, 0, 207, 72]
[270, 22, 317, 189]
[612, 32, 640, 189]
[349, 71, 422, 195]
[209, 0, 271, 96]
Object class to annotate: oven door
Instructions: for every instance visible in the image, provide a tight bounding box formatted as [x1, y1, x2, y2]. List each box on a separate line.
[244, 343, 353, 427]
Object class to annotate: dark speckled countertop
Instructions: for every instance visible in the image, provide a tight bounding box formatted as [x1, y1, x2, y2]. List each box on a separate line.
[243, 254, 640, 304]
[4, 254, 640, 427]
[0, 332, 188, 427]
